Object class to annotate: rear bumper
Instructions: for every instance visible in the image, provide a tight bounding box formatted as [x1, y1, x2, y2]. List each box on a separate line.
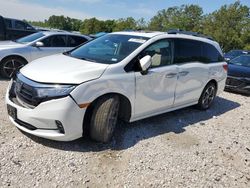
[225, 85, 250, 94]
[5, 85, 86, 141]
[225, 76, 250, 94]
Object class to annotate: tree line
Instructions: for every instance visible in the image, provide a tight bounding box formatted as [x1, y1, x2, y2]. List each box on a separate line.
[28, 2, 249, 52]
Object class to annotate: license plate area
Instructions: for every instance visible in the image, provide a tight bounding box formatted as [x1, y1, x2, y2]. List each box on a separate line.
[7, 105, 17, 120]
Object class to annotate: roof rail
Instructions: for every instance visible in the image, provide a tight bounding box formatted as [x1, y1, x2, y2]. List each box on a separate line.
[167, 29, 214, 41]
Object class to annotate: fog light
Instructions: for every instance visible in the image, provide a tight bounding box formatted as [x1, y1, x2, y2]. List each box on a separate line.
[55, 120, 65, 134]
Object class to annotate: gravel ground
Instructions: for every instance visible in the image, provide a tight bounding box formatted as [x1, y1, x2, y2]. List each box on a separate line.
[0, 80, 250, 188]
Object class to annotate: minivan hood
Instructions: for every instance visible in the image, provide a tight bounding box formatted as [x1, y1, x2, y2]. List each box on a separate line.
[0, 41, 25, 49]
[20, 54, 109, 84]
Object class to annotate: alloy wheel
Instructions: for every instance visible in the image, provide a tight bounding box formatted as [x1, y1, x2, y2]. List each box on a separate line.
[202, 85, 215, 109]
[3, 59, 25, 78]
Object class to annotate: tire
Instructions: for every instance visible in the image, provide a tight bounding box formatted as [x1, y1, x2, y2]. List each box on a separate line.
[197, 82, 216, 110]
[0, 57, 26, 78]
[90, 95, 120, 143]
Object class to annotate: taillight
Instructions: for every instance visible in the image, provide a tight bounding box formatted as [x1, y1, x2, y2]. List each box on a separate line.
[223, 64, 228, 72]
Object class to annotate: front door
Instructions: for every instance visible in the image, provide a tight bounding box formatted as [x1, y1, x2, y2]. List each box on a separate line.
[135, 39, 178, 119]
[30, 35, 70, 61]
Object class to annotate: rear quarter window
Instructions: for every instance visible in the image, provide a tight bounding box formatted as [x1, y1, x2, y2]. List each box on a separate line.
[14, 20, 27, 30]
[202, 43, 224, 63]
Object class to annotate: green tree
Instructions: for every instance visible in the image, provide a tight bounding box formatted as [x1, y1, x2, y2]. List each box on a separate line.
[28, 20, 49, 28]
[136, 18, 148, 30]
[26, 2, 250, 52]
[102, 20, 115, 32]
[47, 15, 71, 30]
[70, 18, 82, 31]
[202, 2, 250, 52]
[80, 17, 105, 34]
[113, 17, 137, 31]
[148, 5, 203, 32]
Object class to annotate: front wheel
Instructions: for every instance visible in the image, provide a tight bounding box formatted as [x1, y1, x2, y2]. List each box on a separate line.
[0, 57, 26, 78]
[90, 95, 120, 143]
[197, 82, 216, 110]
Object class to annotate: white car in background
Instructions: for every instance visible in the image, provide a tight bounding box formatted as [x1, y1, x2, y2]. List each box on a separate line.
[0, 31, 91, 78]
[6, 31, 227, 143]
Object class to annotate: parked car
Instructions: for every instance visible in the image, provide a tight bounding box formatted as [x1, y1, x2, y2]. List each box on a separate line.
[225, 55, 250, 94]
[0, 16, 37, 41]
[0, 31, 91, 78]
[224, 50, 249, 61]
[6, 31, 227, 142]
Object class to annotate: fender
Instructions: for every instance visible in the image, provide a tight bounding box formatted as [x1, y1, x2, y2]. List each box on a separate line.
[70, 71, 136, 116]
[0, 54, 28, 64]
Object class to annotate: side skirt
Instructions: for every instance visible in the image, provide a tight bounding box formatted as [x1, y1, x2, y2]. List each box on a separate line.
[129, 101, 198, 123]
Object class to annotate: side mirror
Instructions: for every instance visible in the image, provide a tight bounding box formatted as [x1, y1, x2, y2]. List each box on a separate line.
[35, 41, 44, 47]
[139, 55, 152, 75]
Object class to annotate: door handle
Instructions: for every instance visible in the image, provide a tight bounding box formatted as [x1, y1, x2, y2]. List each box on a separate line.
[179, 71, 189, 77]
[165, 73, 177, 78]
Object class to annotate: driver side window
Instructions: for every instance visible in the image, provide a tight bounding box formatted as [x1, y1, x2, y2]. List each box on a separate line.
[41, 35, 67, 47]
[141, 40, 172, 68]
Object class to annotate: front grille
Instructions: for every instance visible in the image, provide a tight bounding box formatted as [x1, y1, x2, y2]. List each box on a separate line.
[9, 74, 41, 108]
[226, 77, 243, 87]
[16, 80, 32, 103]
[15, 79, 39, 107]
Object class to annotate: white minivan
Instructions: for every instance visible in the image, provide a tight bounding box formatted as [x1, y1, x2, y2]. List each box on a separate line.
[6, 31, 228, 142]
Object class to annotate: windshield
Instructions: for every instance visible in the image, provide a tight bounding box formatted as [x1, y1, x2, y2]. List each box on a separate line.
[229, 55, 250, 67]
[16, 32, 45, 43]
[69, 34, 149, 64]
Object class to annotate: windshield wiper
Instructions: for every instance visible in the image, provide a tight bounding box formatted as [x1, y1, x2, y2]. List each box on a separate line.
[80, 57, 97, 63]
[65, 53, 97, 63]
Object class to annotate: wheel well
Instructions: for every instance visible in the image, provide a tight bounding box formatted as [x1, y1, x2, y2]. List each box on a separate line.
[82, 93, 132, 136]
[1, 55, 28, 65]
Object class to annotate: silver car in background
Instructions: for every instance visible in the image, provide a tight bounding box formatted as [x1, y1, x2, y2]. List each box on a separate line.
[0, 31, 91, 78]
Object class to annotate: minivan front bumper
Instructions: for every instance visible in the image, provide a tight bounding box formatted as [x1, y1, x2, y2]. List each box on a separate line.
[6, 84, 86, 141]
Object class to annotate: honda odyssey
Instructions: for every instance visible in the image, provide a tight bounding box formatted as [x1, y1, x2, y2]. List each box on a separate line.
[6, 31, 227, 142]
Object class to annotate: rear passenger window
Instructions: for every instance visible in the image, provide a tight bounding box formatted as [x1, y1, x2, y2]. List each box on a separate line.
[174, 39, 203, 63]
[174, 39, 224, 63]
[68, 36, 87, 47]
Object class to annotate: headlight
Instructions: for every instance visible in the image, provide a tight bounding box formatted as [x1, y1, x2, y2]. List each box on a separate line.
[36, 85, 76, 99]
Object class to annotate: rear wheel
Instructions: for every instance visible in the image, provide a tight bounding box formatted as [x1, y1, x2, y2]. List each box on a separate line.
[90, 95, 120, 143]
[0, 57, 26, 78]
[197, 82, 216, 110]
